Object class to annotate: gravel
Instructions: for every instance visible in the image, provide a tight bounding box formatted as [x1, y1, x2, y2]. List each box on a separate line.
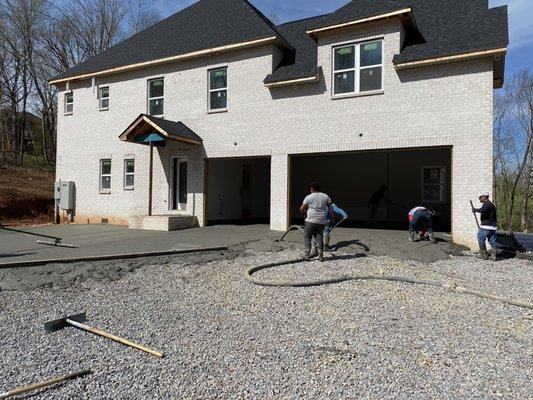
[0, 250, 531, 399]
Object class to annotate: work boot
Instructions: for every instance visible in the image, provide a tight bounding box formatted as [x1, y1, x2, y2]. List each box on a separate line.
[408, 231, 415, 242]
[476, 249, 489, 260]
[309, 246, 318, 258]
[301, 251, 311, 261]
[318, 250, 324, 262]
[428, 232, 437, 244]
[489, 248, 499, 261]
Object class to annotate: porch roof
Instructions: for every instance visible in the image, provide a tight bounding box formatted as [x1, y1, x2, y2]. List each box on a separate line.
[119, 114, 202, 146]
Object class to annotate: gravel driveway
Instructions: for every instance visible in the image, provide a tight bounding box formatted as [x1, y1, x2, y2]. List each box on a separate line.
[0, 250, 531, 399]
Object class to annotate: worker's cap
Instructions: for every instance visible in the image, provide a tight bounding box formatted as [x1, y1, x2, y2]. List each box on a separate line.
[479, 192, 490, 198]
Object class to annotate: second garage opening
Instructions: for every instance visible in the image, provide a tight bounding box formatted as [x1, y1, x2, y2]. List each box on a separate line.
[289, 147, 451, 231]
[207, 157, 271, 225]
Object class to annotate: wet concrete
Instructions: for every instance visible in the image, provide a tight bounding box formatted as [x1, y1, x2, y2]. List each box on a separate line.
[0, 224, 466, 291]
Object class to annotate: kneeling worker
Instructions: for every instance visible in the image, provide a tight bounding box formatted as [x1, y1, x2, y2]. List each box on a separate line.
[408, 206, 436, 243]
[300, 182, 333, 262]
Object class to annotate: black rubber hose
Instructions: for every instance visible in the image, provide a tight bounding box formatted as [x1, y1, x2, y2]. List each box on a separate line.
[245, 258, 533, 310]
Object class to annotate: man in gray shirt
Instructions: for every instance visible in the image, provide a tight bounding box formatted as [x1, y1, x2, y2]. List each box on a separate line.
[300, 182, 333, 262]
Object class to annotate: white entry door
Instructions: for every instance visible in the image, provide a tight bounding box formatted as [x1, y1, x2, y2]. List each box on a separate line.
[170, 157, 187, 211]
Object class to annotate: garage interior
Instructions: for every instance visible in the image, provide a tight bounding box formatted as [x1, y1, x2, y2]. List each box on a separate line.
[207, 157, 271, 225]
[290, 148, 452, 231]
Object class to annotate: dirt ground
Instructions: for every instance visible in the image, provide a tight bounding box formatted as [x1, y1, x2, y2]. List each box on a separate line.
[0, 166, 54, 225]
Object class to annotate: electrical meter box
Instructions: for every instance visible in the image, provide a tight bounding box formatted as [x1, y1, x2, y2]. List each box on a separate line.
[58, 181, 75, 210]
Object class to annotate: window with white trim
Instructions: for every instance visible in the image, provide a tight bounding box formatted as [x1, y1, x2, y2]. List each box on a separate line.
[208, 67, 227, 110]
[333, 39, 383, 96]
[422, 167, 446, 203]
[148, 78, 164, 116]
[64, 92, 73, 114]
[100, 159, 111, 191]
[99, 86, 109, 110]
[124, 159, 134, 188]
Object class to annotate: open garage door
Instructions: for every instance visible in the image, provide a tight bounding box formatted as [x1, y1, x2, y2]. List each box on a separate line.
[290, 148, 451, 231]
[206, 157, 271, 225]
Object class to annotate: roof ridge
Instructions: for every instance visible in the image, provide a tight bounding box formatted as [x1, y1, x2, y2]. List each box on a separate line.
[276, 13, 331, 27]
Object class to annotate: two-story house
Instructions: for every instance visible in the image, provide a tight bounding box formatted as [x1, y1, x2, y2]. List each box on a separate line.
[50, 0, 508, 248]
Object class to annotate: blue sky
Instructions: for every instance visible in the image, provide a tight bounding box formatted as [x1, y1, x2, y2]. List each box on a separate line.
[152, 0, 532, 76]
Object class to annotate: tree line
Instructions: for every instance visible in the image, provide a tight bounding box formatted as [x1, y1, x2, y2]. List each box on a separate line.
[0, 0, 159, 168]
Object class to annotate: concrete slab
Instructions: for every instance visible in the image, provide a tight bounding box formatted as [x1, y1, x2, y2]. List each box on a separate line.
[0, 224, 462, 267]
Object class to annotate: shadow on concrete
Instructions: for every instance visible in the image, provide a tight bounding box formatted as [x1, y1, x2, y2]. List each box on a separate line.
[333, 239, 370, 252]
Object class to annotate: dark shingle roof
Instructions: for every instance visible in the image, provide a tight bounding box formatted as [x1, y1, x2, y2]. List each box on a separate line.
[264, 15, 328, 84]
[143, 115, 202, 143]
[52, 0, 292, 82]
[308, 0, 409, 32]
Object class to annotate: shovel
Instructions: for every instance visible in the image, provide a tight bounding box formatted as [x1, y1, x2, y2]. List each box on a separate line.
[45, 313, 164, 358]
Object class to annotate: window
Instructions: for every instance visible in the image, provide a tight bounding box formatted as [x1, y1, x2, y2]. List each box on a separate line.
[333, 39, 383, 96]
[422, 167, 446, 203]
[100, 159, 112, 191]
[99, 86, 109, 110]
[148, 78, 164, 116]
[124, 159, 134, 188]
[208, 67, 227, 110]
[65, 92, 73, 114]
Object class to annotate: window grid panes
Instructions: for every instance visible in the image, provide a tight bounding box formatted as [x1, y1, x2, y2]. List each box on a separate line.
[148, 78, 164, 116]
[100, 159, 111, 191]
[333, 40, 383, 96]
[208, 67, 227, 110]
[422, 167, 446, 203]
[99, 87, 109, 110]
[65, 93, 73, 114]
[124, 159, 134, 188]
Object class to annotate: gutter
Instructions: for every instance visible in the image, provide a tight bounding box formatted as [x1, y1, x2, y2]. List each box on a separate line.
[264, 71, 320, 88]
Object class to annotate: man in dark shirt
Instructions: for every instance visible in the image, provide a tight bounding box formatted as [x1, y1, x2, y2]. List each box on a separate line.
[367, 185, 393, 226]
[472, 193, 500, 260]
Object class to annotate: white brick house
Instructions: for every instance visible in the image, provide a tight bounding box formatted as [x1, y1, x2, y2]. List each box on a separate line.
[51, 0, 508, 248]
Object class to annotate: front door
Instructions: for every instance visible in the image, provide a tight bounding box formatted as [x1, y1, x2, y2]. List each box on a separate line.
[171, 157, 187, 211]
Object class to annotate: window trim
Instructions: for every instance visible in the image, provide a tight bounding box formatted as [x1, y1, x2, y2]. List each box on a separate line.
[99, 86, 110, 111]
[332, 38, 384, 98]
[99, 159, 112, 193]
[123, 158, 135, 190]
[421, 166, 447, 203]
[208, 67, 228, 112]
[64, 92, 74, 115]
[147, 77, 164, 117]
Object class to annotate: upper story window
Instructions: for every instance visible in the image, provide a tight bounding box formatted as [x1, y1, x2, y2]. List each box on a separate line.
[99, 86, 109, 110]
[333, 39, 383, 96]
[64, 92, 73, 115]
[148, 78, 164, 117]
[208, 67, 227, 111]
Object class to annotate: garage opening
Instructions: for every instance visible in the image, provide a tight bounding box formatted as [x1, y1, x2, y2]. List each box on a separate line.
[207, 157, 271, 225]
[290, 148, 451, 231]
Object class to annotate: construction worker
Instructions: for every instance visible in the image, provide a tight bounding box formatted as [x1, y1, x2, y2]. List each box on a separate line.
[472, 193, 500, 260]
[408, 206, 436, 243]
[367, 185, 393, 226]
[310, 203, 348, 255]
[300, 182, 333, 262]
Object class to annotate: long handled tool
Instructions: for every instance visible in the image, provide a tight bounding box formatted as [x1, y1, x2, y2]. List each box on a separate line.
[45, 313, 164, 358]
[0, 369, 90, 399]
[469, 200, 481, 228]
[0, 224, 78, 248]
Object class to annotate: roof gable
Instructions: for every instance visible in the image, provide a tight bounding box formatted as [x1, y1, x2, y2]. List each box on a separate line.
[51, 0, 292, 83]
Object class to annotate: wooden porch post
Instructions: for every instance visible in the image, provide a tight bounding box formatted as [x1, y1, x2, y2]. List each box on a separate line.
[148, 141, 154, 216]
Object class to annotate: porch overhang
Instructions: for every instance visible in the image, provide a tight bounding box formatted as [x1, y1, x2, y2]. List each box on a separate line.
[119, 114, 202, 146]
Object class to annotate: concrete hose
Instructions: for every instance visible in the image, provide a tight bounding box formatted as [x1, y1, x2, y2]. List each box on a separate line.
[245, 259, 533, 310]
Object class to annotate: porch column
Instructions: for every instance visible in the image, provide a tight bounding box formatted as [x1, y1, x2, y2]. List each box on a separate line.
[148, 141, 154, 216]
[270, 153, 290, 231]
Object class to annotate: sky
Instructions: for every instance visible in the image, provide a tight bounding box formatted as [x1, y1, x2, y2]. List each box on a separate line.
[151, 0, 532, 78]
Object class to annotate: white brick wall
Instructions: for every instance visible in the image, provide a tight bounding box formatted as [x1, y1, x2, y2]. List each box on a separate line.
[56, 18, 494, 248]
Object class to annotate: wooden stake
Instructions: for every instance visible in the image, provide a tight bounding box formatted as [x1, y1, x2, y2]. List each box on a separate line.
[0, 370, 90, 399]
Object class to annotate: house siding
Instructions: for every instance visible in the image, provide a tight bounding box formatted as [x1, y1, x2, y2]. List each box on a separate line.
[56, 18, 494, 248]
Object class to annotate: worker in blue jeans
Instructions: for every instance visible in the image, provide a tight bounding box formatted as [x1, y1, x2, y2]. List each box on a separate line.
[311, 204, 348, 254]
[472, 193, 500, 260]
[408, 206, 436, 243]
